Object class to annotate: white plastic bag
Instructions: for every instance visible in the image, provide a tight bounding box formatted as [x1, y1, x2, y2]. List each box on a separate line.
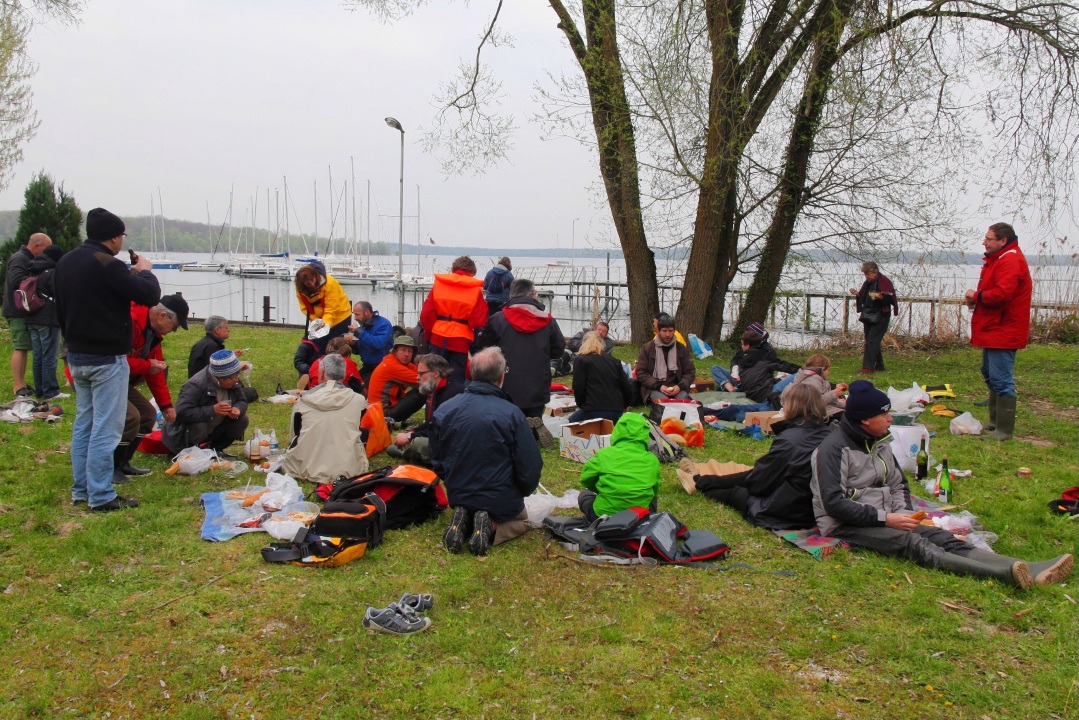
[889, 424, 929, 473]
[524, 484, 582, 528]
[265, 519, 304, 541]
[173, 446, 218, 475]
[259, 472, 303, 512]
[949, 412, 983, 435]
[887, 382, 931, 412]
[308, 318, 330, 339]
[932, 510, 977, 536]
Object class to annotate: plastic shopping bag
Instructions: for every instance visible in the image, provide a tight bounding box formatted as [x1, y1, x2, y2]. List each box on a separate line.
[949, 412, 983, 436]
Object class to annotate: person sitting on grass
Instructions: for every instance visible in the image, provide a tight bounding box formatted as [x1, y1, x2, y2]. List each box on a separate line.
[578, 413, 660, 522]
[387, 353, 459, 465]
[280, 353, 369, 484]
[773, 353, 847, 426]
[636, 314, 695, 404]
[293, 334, 321, 387]
[568, 331, 635, 424]
[304, 336, 364, 394]
[810, 380, 1073, 589]
[677, 383, 831, 530]
[367, 335, 425, 425]
[431, 347, 541, 556]
[710, 329, 800, 402]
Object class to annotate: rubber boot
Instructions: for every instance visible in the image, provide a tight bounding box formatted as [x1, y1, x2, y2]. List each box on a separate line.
[967, 548, 1073, 586]
[973, 395, 992, 407]
[984, 390, 998, 431]
[990, 395, 1016, 441]
[118, 437, 152, 476]
[936, 550, 1032, 589]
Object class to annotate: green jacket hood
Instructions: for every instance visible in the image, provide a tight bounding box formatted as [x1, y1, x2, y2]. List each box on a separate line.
[611, 412, 650, 448]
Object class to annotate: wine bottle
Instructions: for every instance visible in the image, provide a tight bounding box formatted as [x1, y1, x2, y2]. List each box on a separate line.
[938, 455, 952, 504]
[916, 437, 928, 481]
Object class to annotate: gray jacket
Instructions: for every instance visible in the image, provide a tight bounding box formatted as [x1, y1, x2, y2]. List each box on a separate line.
[810, 415, 910, 536]
[161, 367, 248, 453]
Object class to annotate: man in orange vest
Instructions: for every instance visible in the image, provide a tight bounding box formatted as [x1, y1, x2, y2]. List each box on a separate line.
[419, 256, 487, 395]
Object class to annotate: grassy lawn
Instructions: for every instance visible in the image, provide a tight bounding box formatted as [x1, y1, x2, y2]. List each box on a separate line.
[0, 322, 1075, 719]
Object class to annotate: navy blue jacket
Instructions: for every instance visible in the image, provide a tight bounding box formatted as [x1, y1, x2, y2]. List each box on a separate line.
[429, 381, 542, 521]
[482, 265, 514, 303]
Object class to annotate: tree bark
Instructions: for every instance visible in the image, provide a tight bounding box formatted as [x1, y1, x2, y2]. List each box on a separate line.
[553, 0, 658, 343]
[735, 0, 852, 336]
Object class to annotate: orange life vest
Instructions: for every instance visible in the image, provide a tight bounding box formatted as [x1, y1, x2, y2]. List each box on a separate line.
[429, 273, 484, 342]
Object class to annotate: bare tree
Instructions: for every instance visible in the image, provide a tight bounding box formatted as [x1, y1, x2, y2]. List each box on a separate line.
[0, 1, 81, 191]
[350, 0, 1079, 342]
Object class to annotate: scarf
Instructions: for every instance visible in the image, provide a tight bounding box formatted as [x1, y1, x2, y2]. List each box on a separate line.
[653, 339, 679, 384]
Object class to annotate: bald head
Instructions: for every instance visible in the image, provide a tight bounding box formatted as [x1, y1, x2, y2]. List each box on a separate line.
[27, 233, 52, 257]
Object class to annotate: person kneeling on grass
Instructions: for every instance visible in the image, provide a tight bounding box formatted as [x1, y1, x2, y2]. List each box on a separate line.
[430, 347, 541, 556]
[678, 383, 830, 530]
[578, 413, 660, 522]
[161, 350, 249, 457]
[810, 380, 1072, 589]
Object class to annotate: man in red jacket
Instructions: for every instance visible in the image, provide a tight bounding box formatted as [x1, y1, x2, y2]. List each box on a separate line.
[119, 294, 189, 478]
[964, 222, 1031, 441]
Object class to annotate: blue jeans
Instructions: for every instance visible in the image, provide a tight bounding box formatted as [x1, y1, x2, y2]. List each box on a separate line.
[710, 402, 773, 423]
[28, 324, 61, 398]
[981, 348, 1017, 397]
[70, 357, 129, 506]
[772, 373, 796, 394]
[711, 365, 734, 388]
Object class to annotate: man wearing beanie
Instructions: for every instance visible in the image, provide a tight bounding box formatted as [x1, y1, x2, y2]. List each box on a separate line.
[161, 349, 249, 456]
[54, 208, 160, 512]
[118, 293, 189, 479]
[810, 380, 1071, 589]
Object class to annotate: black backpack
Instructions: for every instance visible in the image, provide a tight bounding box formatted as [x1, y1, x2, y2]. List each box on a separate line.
[318, 465, 448, 530]
[544, 509, 729, 565]
[642, 415, 687, 463]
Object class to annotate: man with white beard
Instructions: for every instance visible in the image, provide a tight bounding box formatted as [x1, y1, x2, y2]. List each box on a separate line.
[386, 353, 459, 465]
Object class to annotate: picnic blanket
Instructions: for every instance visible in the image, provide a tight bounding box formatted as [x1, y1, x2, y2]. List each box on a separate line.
[200, 489, 269, 542]
[776, 495, 993, 559]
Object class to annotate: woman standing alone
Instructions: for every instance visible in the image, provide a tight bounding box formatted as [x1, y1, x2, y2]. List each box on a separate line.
[849, 261, 898, 374]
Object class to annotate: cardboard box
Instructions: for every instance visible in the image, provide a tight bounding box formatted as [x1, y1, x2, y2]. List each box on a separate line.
[559, 418, 614, 463]
[544, 395, 578, 416]
[742, 410, 780, 433]
[690, 377, 716, 393]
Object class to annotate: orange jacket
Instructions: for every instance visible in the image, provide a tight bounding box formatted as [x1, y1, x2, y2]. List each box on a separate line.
[420, 271, 486, 353]
[367, 353, 418, 409]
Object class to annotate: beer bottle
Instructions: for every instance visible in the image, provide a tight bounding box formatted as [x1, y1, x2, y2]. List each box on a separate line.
[938, 455, 952, 504]
[916, 437, 928, 481]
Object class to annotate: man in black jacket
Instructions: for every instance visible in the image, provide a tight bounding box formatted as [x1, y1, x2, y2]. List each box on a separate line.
[188, 316, 245, 378]
[387, 353, 459, 465]
[55, 208, 160, 513]
[430, 347, 542, 556]
[3, 232, 53, 397]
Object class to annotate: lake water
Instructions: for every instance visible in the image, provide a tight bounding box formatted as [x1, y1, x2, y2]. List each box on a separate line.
[147, 251, 1076, 347]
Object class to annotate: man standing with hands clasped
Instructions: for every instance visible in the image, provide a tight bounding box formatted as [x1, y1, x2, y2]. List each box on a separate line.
[964, 222, 1031, 441]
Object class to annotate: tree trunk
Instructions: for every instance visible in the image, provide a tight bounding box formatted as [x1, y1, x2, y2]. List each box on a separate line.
[675, 0, 745, 341]
[555, 0, 658, 343]
[735, 0, 851, 336]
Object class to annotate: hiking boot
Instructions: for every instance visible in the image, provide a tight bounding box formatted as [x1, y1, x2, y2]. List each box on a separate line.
[1029, 554, 1074, 585]
[90, 496, 140, 513]
[469, 510, 493, 556]
[527, 416, 556, 450]
[362, 605, 431, 635]
[14, 386, 34, 398]
[443, 507, 472, 554]
[398, 592, 434, 613]
[111, 469, 131, 485]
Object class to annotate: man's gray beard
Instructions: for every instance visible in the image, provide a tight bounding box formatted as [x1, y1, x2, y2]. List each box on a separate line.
[419, 377, 439, 395]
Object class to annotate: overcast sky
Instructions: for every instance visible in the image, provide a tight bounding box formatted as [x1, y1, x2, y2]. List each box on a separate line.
[3, 1, 1075, 254]
[2, 0, 618, 252]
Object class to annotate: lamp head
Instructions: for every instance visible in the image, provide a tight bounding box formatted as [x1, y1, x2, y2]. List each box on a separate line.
[385, 117, 403, 132]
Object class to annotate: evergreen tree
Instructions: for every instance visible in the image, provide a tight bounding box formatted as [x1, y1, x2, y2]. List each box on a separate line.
[1, 170, 82, 277]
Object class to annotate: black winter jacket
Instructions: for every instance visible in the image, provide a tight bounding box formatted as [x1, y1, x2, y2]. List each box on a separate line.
[162, 367, 249, 453]
[54, 241, 160, 356]
[733, 346, 800, 403]
[25, 253, 59, 327]
[477, 296, 565, 411]
[430, 381, 542, 521]
[572, 352, 634, 414]
[740, 419, 832, 530]
[2, 247, 33, 319]
[188, 332, 226, 378]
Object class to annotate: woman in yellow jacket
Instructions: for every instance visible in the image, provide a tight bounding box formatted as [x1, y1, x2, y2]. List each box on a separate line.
[295, 261, 352, 350]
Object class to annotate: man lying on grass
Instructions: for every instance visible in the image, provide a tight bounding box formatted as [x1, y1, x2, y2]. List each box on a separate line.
[810, 380, 1072, 588]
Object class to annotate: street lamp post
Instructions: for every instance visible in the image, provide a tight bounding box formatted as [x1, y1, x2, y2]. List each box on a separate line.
[385, 116, 405, 326]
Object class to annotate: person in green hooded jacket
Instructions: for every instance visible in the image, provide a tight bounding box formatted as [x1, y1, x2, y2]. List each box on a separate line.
[578, 413, 661, 521]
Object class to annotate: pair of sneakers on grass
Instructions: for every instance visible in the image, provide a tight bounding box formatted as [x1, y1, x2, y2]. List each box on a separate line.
[362, 592, 434, 636]
[442, 507, 494, 556]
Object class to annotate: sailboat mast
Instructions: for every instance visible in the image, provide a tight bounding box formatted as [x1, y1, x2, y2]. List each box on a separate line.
[416, 184, 421, 275]
[351, 157, 357, 264]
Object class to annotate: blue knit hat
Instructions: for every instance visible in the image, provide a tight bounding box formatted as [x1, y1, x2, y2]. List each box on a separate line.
[209, 349, 241, 378]
[845, 380, 891, 421]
